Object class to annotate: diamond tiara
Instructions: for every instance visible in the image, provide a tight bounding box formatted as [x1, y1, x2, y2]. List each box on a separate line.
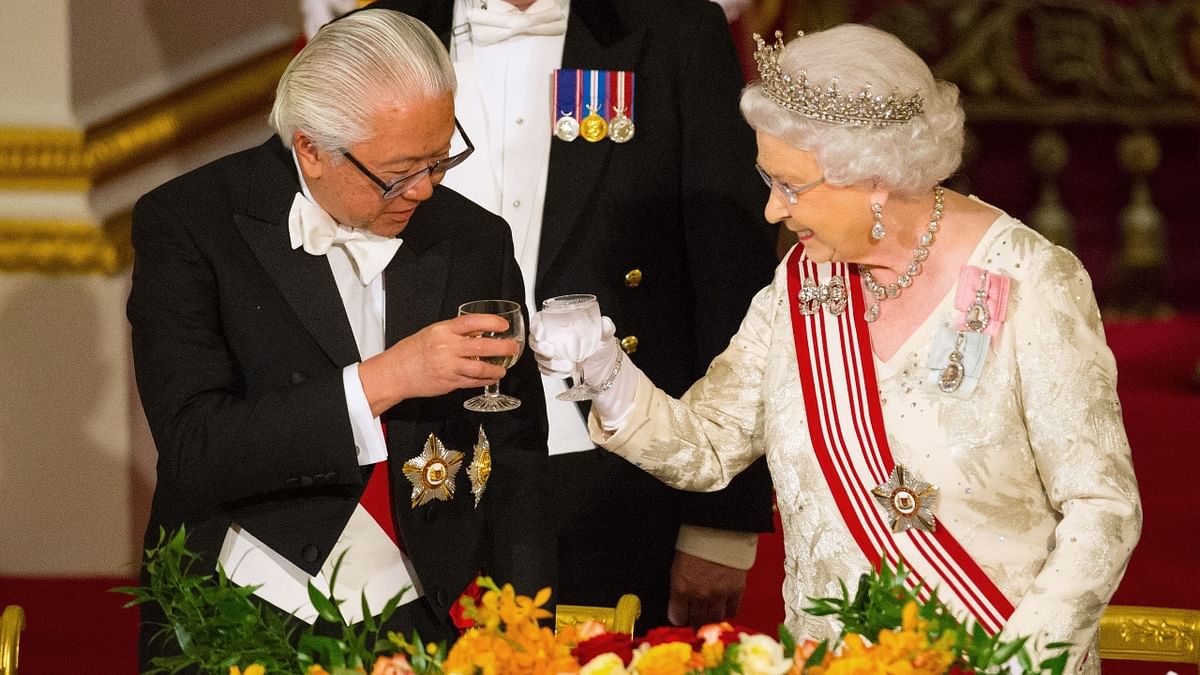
[752, 31, 925, 128]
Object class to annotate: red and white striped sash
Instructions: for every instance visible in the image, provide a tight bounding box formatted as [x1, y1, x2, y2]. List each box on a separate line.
[786, 247, 1014, 634]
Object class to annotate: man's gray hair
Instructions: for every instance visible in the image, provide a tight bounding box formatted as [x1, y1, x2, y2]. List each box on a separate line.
[741, 24, 964, 197]
[269, 9, 456, 152]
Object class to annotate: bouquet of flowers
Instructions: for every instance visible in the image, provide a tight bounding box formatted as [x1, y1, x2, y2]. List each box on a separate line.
[118, 528, 1068, 674]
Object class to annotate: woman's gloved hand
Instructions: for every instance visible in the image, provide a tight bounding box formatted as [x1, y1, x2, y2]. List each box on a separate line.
[529, 311, 639, 430]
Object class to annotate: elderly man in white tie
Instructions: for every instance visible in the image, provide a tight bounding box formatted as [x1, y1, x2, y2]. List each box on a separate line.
[127, 9, 553, 668]
[368, 0, 778, 630]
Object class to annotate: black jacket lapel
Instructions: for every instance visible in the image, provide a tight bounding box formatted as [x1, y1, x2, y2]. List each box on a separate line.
[380, 191, 451, 454]
[235, 138, 361, 367]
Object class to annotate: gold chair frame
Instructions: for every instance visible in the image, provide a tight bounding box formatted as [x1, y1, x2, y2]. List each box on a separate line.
[555, 594, 642, 636]
[1099, 604, 1200, 668]
[0, 605, 24, 675]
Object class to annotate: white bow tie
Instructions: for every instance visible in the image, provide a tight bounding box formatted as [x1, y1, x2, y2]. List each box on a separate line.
[288, 193, 402, 285]
[466, 4, 567, 46]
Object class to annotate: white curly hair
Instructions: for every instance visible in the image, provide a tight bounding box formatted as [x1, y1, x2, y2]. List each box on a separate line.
[741, 24, 965, 197]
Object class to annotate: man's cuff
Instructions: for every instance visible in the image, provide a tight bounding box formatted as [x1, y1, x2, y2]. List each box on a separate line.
[675, 525, 759, 571]
[343, 364, 387, 465]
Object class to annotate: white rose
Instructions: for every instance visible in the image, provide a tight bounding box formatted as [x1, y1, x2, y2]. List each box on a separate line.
[735, 633, 792, 675]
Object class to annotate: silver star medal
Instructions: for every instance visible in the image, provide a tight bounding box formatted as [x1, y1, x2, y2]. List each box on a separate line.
[402, 433, 464, 508]
[871, 464, 939, 533]
[467, 426, 492, 508]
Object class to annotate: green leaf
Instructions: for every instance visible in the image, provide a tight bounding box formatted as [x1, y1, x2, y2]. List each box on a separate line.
[804, 640, 829, 667]
[777, 623, 796, 659]
[361, 594, 378, 633]
[991, 635, 1027, 664]
[308, 581, 346, 625]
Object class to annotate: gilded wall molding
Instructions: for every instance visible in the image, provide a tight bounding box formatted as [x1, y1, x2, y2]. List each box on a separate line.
[0, 212, 131, 275]
[861, 0, 1200, 125]
[0, 40, 293, 274]
[0, 41, 293, 191]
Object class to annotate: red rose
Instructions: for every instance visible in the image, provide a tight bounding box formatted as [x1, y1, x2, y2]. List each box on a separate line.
[717, 624, 761, 645]
[636, 626, 702, 649]
[574, 632, 635, 666]
[448, 577, 483, 631]
[947, 665, 976, 675]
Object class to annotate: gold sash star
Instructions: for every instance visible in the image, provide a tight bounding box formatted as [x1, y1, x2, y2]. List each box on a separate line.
[467, 425, 492, 508]
[871, 464, 939, 533]
[402, 434, 464, 508]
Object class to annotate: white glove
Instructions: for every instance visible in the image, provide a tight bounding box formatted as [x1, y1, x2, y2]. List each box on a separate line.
[529, 313, 617, 380]
[529, 311, 638, 430]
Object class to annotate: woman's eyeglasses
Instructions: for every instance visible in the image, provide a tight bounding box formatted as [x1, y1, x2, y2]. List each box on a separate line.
[755, 164, 824, 205]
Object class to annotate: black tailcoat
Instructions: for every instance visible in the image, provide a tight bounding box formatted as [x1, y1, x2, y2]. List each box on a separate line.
[128, 137, 552, 663]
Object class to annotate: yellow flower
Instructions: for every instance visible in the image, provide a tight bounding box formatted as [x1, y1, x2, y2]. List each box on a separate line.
[306, 667, 331, 675]
[901, 601, 920, 632]
[700, 640, 726, 668]
[580, 652, 629, 675]
[229, 665, 265, 675]
[630, 642, 694, 675]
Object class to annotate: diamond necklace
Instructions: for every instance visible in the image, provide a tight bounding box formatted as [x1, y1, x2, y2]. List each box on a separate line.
[859, 185, 945, 323]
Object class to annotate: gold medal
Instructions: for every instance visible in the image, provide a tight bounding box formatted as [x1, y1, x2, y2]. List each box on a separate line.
[402, 433, 464, 508]
[467, 425, 492, 508]
[555, 113, 580, 142]
[580, 107, 608, 142]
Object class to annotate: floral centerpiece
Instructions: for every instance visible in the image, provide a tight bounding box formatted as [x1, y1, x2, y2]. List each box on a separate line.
[118, 528, 1068, 675]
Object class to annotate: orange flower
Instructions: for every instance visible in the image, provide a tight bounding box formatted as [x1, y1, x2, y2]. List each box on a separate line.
[696, 621, 735, 645]
[370, 653, 416, 675]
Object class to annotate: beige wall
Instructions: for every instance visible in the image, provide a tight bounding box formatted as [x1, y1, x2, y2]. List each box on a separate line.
[69, 1, 299, 126]
[0, 3, 74, 127]
[0, 0, 300, 576]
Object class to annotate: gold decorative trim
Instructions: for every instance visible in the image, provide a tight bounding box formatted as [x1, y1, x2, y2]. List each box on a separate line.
[0, 41, 294, 191]
[1099, 604, 1200, 664]
[0, 212, 132, 275]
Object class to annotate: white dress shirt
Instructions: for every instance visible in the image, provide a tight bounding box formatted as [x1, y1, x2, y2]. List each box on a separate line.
[216, 157, 421, 623]
[437, 0, 758, 571]
[440, 0, 595, 457]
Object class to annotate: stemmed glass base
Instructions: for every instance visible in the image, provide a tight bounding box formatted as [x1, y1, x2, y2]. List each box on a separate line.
[556, 383, 601, 402]
[464, 391, 521, 413]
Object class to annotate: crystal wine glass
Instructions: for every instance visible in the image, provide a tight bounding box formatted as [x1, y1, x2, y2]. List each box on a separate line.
[540, 294, 604, 401]
[458, 299, 525, 413]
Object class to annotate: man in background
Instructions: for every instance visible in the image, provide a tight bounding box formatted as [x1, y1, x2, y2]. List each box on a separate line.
[367, 0, 777, 629]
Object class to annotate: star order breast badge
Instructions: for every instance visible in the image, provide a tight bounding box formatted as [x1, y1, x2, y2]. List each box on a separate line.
[467, 425, 492, 508]
[402, 433, 464, 508]
[871, 464, 939, 533]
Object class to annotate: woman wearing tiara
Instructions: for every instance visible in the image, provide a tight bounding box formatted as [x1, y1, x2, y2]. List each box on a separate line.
[530, 24, 1140, 672]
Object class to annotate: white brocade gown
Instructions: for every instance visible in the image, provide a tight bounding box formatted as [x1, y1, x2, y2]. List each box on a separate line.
[591, 212, 1141, 673]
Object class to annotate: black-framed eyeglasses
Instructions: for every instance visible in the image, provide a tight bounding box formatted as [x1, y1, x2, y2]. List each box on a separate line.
[755, 163, 824, 205]
[340, 118, 475, 200]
